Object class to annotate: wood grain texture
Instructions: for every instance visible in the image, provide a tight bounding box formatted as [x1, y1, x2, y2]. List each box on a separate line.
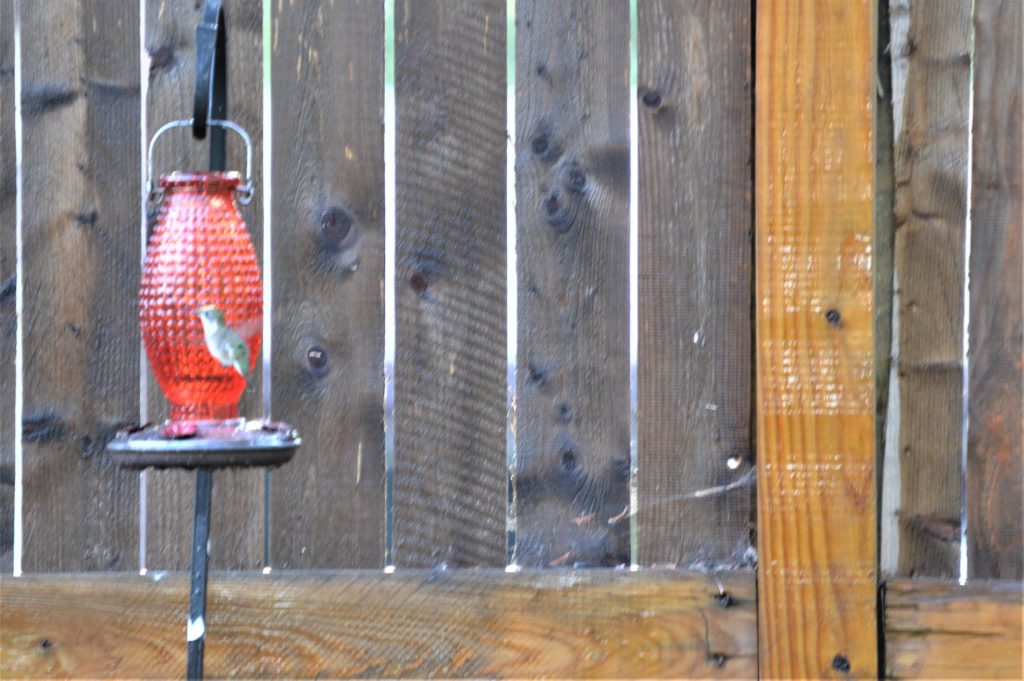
[755, 1, 877, 677]
[394, 0, 507, 568]
[967, 0, 1022, 580]
[144, 0, 264, 570]
[514, 0, 629, 569]
[636, 0, 753, 569]
[885, 579, 1023, 679]
[19, 0, 140, 571]
[269, 0, 385, 568]
[892, 0, 971, 578]
[0, 0, 15, 574]
[0, 569, 756, 679]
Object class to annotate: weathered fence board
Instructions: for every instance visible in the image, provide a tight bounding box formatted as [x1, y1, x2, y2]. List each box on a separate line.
[967, 0, 1022, 580]
[885, 579, 1024, 679]
[393, 0, 507, 568]
[143, 0, 264, 571]
[19, 0, 140, 571]
[269, 0, 385, 569]
[636, 0, 753, 569]
[514, 0, 629, 568]
[755, 0, 877, 677]
[0, 570, 757, 679]
[0, 0, 15, 574]
[890, 0, 971, 579]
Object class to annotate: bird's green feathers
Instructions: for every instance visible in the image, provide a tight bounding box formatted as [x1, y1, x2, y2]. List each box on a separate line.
[195, 306, 251, 380]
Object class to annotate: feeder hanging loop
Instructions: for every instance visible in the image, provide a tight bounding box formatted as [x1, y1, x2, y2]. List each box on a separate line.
[146, 118, 254, 205]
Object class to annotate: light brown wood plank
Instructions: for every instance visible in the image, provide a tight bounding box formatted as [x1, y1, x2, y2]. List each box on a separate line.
[0, 0, 15, 573]
[268, 0, 385, 568]
[0, 569, 756, 679]
[885, 578, 1023, 679]
[755, 0, 878, 677]
[394, 0, 507, 568]
[514, 0, 629, 569]
[967, 0, 1022, 580]
[143, 0, 264, 571]
[19, 0, 140, 571]
[636, 0, 753, 568]
[892, 0, 972, 578]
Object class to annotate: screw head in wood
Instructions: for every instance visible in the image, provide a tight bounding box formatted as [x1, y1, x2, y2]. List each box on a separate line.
[306, 345, 329, 377]
[832, 654, 851, 673]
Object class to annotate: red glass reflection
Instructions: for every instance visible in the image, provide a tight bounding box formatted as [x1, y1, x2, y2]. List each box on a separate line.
[140, 172, 262, 421]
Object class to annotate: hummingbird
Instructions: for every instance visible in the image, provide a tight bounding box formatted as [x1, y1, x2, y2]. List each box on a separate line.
[195, 305, 250, 379]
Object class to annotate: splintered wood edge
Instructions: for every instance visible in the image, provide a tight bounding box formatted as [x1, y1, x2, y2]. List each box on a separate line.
[0, 570, 756, 679]
[884, 579, 1024, 679]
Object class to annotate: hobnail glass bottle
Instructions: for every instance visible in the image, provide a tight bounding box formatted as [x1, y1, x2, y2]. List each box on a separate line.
[139, 171, 262, 421]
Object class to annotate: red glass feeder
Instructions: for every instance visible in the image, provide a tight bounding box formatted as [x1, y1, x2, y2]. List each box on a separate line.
[140, 120, 261, 421]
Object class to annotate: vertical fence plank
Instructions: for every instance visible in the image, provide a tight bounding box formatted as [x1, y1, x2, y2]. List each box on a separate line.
[143, 0, 264, 570]
[269, 0, 385, 569]
[636, 0, 753, 568]
[890, 0, 971, 578]
[0, 0, 15, 573]
[756, 1, 877, 677]
[879, 0, 908, 579]
[967, 0, 1022, 580]
[514, 0, 629, 568]
[19, 0, 140, 570]
[394, 0, 507, 568]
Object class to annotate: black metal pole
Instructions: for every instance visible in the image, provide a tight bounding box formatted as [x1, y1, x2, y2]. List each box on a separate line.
[188, 4, 226, 678]
[186, 468, 214, 680]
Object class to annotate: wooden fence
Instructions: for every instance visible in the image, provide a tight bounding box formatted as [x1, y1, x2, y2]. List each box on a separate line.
[0, 0, 1021, 678]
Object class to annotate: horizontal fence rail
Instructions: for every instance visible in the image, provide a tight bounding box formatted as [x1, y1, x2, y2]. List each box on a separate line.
[2, 572, 1020, 679]
[1, 571, 759, 678]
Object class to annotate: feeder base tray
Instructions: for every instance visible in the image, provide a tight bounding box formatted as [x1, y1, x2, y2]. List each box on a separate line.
[107, 419, 299, 470]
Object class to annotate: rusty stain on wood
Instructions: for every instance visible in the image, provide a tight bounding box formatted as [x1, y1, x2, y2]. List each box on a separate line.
[967, 0, 1022, 581]
[885, 578, 1023, 679]
[755, 0, 878, 677]
[0, 570, 756, 679]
